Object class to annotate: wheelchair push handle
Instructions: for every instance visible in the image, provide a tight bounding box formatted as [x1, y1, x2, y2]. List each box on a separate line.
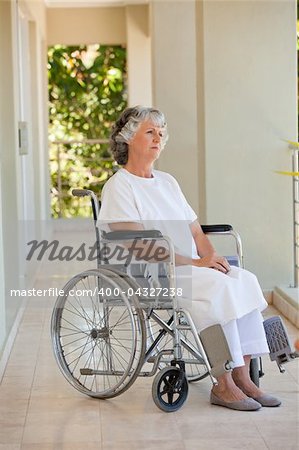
[72, 189, 93, 197]
[72, 189, 100, 221]
[201, 224, 233, 233]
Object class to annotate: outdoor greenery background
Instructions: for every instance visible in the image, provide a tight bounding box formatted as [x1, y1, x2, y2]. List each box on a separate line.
[48, 44, 127, 218]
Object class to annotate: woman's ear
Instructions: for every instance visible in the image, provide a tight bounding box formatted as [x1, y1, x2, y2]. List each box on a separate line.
[127, 131, 137, 146]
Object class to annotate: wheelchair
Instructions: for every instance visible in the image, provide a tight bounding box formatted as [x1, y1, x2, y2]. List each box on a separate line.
[51, 189, 298, 412]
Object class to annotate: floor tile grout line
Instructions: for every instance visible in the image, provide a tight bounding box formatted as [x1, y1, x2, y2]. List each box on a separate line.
[98, 397, 104, 450]
[172, 407, 187, 450]
[0, 288, 49, 447]
[18, 291, 49, 448]
[250, 413, 269, 448]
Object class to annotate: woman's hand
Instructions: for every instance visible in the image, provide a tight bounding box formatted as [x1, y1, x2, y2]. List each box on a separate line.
[192, 253, 230, 273]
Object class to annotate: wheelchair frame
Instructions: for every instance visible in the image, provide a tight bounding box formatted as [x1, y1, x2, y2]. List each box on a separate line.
[51, 188, 259, 412]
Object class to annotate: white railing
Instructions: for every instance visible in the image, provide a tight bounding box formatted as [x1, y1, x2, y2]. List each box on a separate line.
[292, 148, 299, 287]
[50, 139, 112, 218]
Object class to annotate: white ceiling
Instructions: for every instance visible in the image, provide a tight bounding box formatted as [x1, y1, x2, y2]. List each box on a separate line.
[46, 0, 148, 7]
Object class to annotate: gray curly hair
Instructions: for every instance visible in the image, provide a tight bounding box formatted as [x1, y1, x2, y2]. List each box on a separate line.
[110, 106, 168, 165]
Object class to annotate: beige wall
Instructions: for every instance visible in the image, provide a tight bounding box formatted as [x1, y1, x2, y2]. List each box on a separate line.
[201, 0, 296, 288]
[47, 7, 126, 45]
[150, 0, 296, 288]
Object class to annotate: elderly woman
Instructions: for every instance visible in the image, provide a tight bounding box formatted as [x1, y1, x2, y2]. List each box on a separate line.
[99, 106, 281, 411]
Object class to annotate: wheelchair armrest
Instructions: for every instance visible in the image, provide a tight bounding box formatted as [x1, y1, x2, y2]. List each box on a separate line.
[103, 226, 234, 240]
[201, 224, 233, 233]
[102, 229, 163, 241]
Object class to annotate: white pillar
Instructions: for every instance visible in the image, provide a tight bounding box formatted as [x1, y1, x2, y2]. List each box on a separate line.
[150, 0, 200, 213]
[126, 5, 152, 106]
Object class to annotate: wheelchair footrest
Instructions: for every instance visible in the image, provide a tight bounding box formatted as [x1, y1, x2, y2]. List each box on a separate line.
[263, 316, 296, 370]
[200, 324, 233, 378]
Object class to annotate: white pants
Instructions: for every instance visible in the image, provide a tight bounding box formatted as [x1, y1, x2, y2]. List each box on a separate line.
[222, 309, 269, 367]
[176, 265, 268, 330]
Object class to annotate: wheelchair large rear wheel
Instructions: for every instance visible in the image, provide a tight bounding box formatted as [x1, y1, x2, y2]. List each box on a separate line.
[51, 268, 146, 398]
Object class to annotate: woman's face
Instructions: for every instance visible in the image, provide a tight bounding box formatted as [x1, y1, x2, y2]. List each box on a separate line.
[127, 120, 164, 164]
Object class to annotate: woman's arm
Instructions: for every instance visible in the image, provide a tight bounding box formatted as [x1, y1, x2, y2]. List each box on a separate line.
[105, 221, 229, 272]
[108, 222, 143, 231]
[189, 220, 230, 273]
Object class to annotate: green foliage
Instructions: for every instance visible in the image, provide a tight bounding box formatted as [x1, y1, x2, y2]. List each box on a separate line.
[48, 44, 127, 217]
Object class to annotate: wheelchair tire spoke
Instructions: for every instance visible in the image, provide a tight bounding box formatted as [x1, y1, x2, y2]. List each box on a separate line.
[167, 391, 174, 405]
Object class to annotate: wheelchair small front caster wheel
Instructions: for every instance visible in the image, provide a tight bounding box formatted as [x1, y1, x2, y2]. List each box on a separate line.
[152, 366, 188, 412]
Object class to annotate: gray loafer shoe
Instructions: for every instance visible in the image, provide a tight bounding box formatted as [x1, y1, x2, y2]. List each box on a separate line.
[252, 394, 281, 407]
[210, 391, 262, 411]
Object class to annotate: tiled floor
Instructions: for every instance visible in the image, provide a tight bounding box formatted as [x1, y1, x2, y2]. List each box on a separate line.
[0, 231, 298, 449]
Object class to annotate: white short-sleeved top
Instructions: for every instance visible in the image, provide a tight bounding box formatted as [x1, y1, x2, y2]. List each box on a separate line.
[98, 168, 198, 257]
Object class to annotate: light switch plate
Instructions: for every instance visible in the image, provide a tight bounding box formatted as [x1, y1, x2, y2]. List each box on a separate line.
[18, 121, 29, 155]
